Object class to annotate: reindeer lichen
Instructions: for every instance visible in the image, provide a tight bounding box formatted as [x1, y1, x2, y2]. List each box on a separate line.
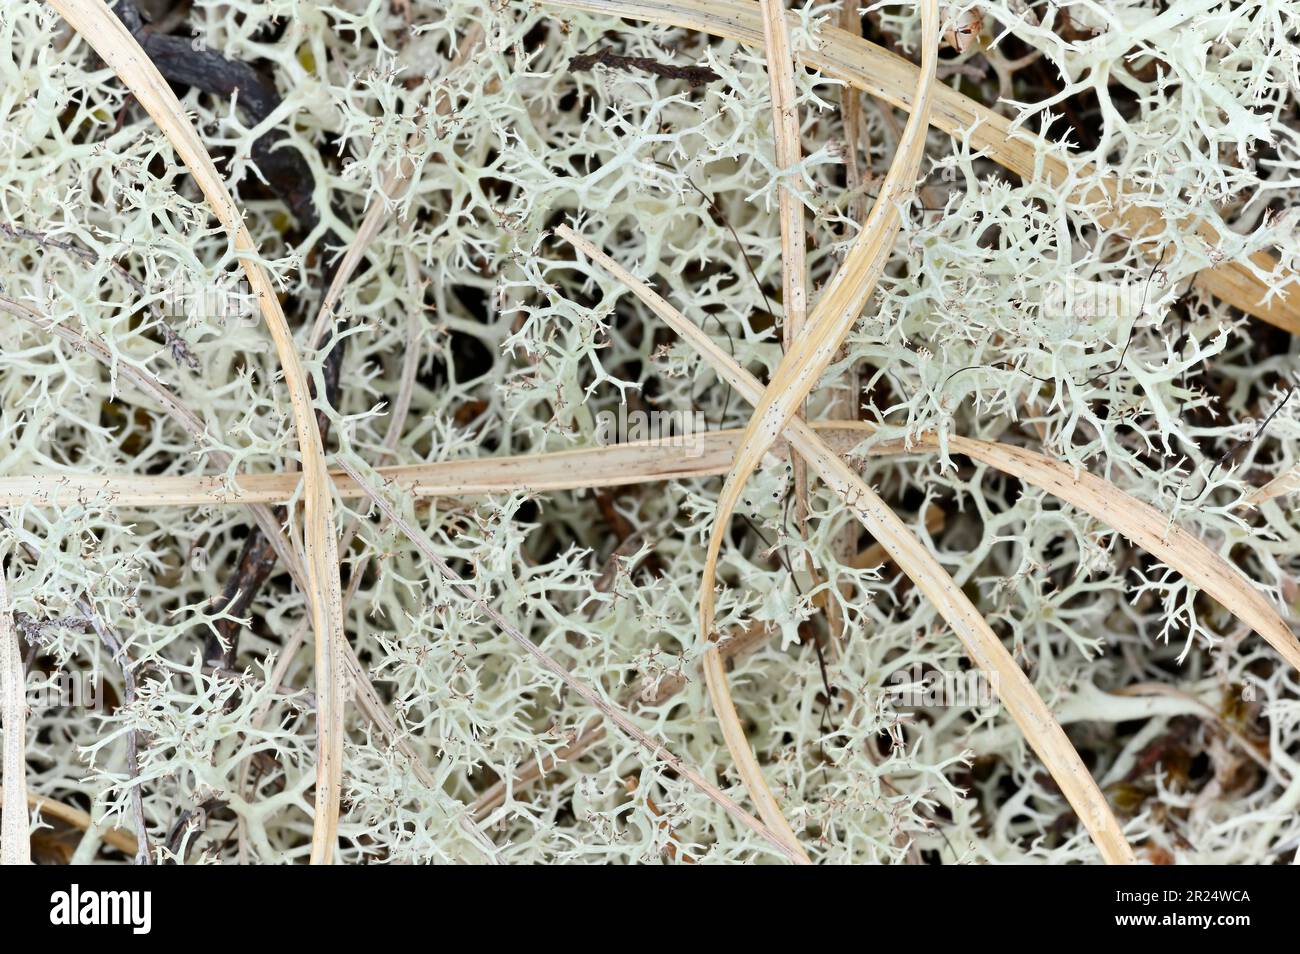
[1, 0, 1298, 864]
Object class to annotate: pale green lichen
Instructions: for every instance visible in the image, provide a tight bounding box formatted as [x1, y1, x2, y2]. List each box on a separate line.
[0, 0, 1298, 863]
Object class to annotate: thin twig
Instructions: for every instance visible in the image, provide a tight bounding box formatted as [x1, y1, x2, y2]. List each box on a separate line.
[1180, 385, 1296, 504]
[568, 46, 720, 87]
[0, 222, 198, 370]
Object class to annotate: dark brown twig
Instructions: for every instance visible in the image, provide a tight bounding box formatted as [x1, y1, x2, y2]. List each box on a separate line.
[100, 2, 349, 671]
[569, 47, 720, 88]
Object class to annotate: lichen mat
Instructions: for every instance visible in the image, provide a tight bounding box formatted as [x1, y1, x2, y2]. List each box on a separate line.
[1, 0, 1297, 864]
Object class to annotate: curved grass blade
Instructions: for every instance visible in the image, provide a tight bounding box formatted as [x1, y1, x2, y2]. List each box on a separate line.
[557, 223, 1136, 864]
[0, 572, 27, 866]
[541, 0, 1300, 332]
[46, 0, 346, 863]
[695, 0, 939, 848]
[1247, 465, 1300, 505]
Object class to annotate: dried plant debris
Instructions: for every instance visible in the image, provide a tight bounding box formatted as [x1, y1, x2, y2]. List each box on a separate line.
[568, 45, 721, 88]
[0, 0, 1298, 865]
